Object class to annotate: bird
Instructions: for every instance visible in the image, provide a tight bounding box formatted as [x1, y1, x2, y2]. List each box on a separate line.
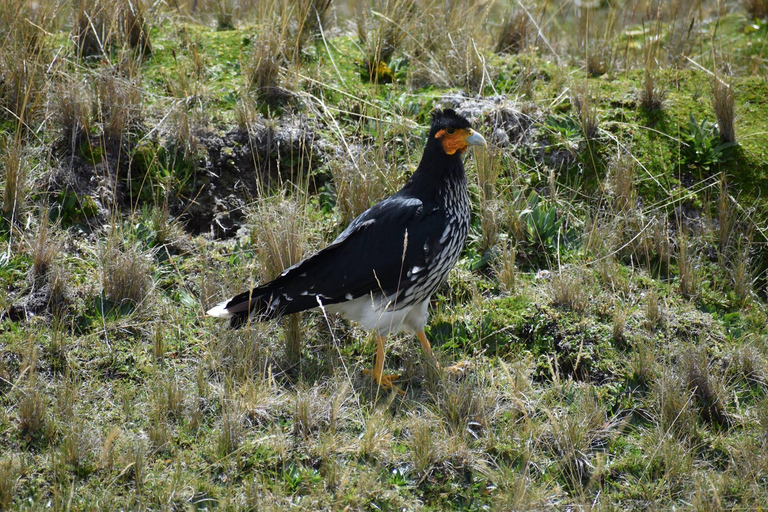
[207, 108, 486, 393]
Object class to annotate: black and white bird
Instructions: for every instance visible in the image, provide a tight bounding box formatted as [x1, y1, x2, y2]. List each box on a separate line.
[207, 109, 486, 393]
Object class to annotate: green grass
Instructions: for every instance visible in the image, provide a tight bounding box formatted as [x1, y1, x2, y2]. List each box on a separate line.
[2, 0, 768, 509]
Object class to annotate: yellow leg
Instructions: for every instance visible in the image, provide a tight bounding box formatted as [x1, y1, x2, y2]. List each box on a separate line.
[417, 331, 436, 363]
[417, 331, 471, 377]
[362, 334, 404, 395]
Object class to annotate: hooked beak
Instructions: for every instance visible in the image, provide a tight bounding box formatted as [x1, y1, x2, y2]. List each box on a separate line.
[466, 129, 487, 147]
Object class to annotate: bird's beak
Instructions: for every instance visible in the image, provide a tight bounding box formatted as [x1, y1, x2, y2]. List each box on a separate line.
[466, 129, 487, 147]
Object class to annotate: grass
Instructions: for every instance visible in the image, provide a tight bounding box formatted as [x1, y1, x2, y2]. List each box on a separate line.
[1, 0, 768, 509]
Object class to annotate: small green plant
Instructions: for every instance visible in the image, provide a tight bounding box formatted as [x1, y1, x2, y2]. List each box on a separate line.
[680, 114, 735, 172]
[49, 190, 99, 229]
[523, 192, 563, 251]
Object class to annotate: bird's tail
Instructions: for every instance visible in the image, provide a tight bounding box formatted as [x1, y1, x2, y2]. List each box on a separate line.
[206, 286, 283, 329]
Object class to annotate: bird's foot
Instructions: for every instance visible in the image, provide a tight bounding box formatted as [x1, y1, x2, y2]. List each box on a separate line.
[442, 360, 473, 378]
[362, 369, 405, 395]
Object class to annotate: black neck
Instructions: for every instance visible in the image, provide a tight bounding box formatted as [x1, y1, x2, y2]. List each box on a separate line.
[404, 140, 466, 196]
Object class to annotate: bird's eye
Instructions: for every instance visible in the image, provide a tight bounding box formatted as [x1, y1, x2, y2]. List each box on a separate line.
[446, 128, 455, 134]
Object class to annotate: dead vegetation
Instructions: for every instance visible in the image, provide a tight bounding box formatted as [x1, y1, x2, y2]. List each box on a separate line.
[0, 0, 767, 509]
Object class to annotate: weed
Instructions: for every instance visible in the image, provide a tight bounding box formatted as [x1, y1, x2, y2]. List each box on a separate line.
[516, 191, 575, 268]
[680, 114, 735, 172]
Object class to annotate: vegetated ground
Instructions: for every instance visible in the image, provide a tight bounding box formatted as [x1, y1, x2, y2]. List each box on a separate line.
[1, 0, 768, 509]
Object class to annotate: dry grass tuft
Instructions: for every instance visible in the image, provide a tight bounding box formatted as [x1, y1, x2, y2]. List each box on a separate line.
[100, 234, 152, 307]
[729, 344, 766, 386]
[543, 386, 615, 493]
[628, 339, 656, 387]
[612, 306, 626, 343]
[677, 234, 699, 300]
[571, 83, 598, 140]
[493, 241, 517, 294]
[607, 153, 635, 212]
[17, 386, 47, 439]
[95, 67, 143, 143]
[732, 246, 752, 305]
[744, 0, 768, 19]
[435, 377, 489, 435]
[359, 411, 391, 462]
[0, 1, 51, 124]
[496, 9, 530, 54]
[245, 21, 288, 98]
[293, 386, 329, 439]
[645, 290, 663, 328]
[654, 368, 697, 440]
[251, 194, 314, 283]
[356, 0, 416, 79]
[217, 399, 244, 457]
[74, 0, 152, 58]
[1, 137, 26, 220]
[551, 270, 588, 313]
[640, 20, 665, 111]
[0, 457, 17, 510]
[410, 417, 439, 476]
[712, 76, 736, 143]
[681, 349, 730, 429]
[50, 75, 92, 152]
[31, 212, 58, 280]
[329, 142, 397, 226]
[59, 421, 96, 472]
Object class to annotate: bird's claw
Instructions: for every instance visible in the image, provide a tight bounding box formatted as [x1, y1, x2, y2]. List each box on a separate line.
[362, 369, 405, 395]
[442, 360, 473, 378]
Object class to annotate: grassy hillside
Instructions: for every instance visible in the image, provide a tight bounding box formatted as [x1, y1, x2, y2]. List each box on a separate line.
[1, 0, 768, 509]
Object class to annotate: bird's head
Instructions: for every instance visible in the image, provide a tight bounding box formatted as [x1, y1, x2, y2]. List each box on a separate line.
[429, 108, 487, 156]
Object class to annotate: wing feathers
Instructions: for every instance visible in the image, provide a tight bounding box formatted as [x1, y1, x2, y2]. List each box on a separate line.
[209, 193, 445, 328]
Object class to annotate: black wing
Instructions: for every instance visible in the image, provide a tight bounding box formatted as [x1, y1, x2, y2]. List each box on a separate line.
[222, 193, 447, 326]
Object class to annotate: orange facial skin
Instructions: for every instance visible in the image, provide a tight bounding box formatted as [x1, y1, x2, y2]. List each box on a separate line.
[434, 127, 476, 155]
